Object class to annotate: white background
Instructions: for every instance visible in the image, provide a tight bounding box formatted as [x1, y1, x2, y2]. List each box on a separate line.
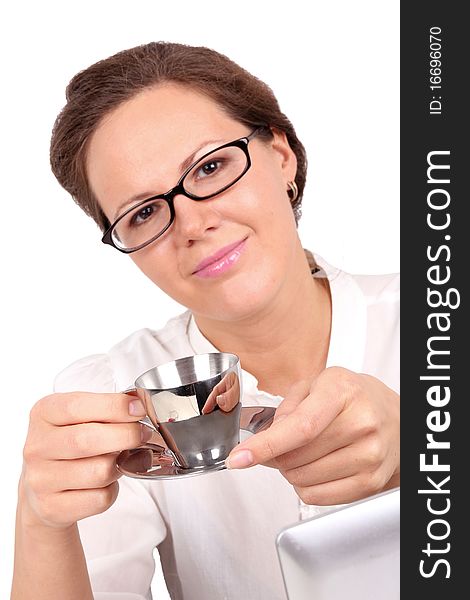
[0, 1, 399, 597]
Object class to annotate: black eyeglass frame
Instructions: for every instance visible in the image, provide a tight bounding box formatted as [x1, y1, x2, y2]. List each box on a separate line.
[101, 126, 266, 254]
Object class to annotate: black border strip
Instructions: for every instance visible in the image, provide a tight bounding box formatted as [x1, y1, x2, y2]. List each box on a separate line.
[401, 2, 466, 595]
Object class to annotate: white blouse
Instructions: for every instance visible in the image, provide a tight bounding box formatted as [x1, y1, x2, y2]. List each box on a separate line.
[53, 255, 400, 600]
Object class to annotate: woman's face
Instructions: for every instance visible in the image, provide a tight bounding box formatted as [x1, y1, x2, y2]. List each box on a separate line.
[86, 84, 299, 322]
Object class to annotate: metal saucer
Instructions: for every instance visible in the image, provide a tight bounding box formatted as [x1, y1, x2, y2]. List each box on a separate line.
[116, 406, 275, 480]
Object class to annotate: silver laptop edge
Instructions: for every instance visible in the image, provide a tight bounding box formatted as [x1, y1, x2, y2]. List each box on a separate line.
[276, 488, 400, 600]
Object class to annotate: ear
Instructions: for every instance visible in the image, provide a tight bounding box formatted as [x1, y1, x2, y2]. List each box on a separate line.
[269, 128, 298, 182]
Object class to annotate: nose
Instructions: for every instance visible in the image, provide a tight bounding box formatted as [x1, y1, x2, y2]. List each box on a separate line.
[172, 194, 222, 245]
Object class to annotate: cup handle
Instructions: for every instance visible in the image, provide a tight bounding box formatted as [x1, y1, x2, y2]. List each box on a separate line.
[122, 386, 165, 449]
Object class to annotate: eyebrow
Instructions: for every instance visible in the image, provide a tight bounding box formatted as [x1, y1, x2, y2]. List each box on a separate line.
[112, 137, 226, 220]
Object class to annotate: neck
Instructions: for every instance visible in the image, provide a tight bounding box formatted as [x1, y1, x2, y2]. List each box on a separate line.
[193, 250, 331, 397]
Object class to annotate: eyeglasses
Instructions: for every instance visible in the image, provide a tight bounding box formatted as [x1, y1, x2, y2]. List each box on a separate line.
[101, 126, 266, 253]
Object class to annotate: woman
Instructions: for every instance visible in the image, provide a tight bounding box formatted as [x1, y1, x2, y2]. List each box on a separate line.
[12, 42, 399, 600]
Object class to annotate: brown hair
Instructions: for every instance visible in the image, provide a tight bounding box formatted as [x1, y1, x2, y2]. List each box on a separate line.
[50, 41, 308, 232]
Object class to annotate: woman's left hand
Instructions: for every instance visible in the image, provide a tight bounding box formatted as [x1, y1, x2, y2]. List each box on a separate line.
[225, 367, 400, 505]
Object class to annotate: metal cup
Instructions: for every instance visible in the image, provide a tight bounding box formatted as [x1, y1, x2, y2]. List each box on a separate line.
[128, 353, 242, 470]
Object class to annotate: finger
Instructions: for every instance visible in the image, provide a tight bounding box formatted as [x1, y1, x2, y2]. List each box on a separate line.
[37, 392, 148, 426]
[201, 393, 217, 414]
[41, 483, 120, 527]
[266, 409, 361, 470]
[281, 445, 362, 488]
[44, 422, 149, 459]
[272, 379, 311, 423]
[226, 383, 345, 469]
[202, 372, 240, 414]
[215, 389, 239, 412]
[294, 469, 386, 506]
[31, 454, 122, 492]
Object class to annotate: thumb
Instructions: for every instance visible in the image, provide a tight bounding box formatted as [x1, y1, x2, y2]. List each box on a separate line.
[273, 378, 312, 424]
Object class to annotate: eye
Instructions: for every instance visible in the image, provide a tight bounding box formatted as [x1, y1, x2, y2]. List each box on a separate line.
[196, 159, 223, 178]
[130, 203, 158, 226]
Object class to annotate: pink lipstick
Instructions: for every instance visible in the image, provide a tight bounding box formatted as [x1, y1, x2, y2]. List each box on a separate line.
[193, 238, 247, 279]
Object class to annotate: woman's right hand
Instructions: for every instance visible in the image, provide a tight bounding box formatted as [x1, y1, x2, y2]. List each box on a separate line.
[19, 392, 151, 530]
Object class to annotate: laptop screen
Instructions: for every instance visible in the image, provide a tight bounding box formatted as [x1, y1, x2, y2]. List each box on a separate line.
[276, 488, 400, 600]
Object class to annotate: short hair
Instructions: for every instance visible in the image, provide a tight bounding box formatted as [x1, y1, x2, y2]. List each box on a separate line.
[50, 41, 307, 232]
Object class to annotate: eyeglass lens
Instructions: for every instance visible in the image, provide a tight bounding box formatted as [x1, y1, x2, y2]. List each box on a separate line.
[112, 144, 248, 250]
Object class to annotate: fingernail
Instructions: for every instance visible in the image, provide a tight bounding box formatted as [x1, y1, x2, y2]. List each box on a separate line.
[226, 449, 254, 469]
[129, 399, 146, 416]
[141, 425, 153, 443]
[217, 394, 226, 408]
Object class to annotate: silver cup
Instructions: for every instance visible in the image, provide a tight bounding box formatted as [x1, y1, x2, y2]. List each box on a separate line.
[127, 353, 241, 470]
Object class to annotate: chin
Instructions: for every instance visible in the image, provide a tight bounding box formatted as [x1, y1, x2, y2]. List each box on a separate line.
[192, 272, 281, 323]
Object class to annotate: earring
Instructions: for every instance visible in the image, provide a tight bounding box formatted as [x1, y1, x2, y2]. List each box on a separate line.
[287, 180, 299, 203]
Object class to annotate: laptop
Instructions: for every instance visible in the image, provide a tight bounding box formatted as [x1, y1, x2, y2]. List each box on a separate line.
[276, 488, 400, 600]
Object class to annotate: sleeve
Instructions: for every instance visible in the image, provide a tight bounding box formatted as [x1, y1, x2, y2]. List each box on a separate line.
[53, 355, 169, 600]
[53, 353, 117, 394]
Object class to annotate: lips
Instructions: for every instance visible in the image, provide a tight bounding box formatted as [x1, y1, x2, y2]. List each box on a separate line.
[193, 238, 247, 277]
